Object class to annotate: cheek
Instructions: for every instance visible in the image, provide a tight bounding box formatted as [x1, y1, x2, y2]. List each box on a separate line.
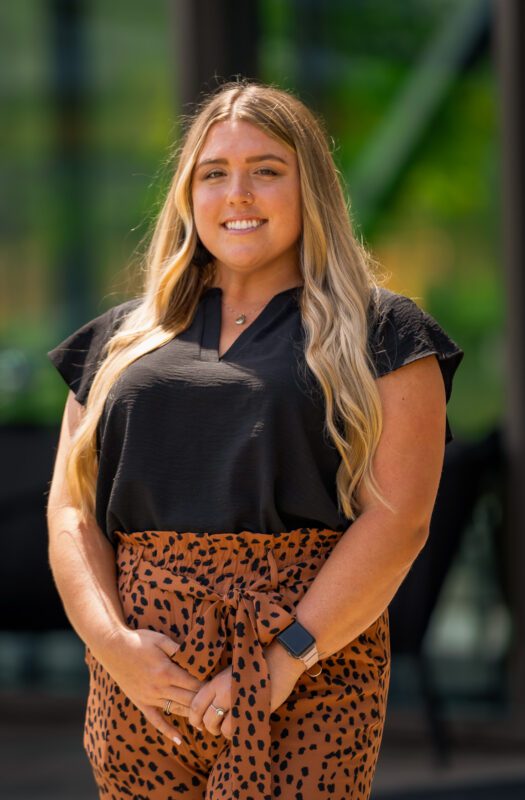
[292, 197, 303, 232]
[281, 193, 302, 238]
[192, 190, 217, 231]
[276, 184, 302, 231]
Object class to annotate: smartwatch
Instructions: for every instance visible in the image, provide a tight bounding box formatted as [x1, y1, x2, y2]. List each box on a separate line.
[275, 621, 319, 669]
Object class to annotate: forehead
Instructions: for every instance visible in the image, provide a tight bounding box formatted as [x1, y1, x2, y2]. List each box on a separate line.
[198, 119, 292, 159]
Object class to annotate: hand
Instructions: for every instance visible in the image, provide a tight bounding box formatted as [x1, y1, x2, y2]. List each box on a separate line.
[188, 641, 305, 739]
[188, 664, 235, 739]
[265, 638, 306, 715]
[92, 627, 209, 744]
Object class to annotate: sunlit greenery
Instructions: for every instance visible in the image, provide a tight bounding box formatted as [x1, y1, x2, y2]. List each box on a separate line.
[260, 0, 499, 441]
[2, 0, 497, 441]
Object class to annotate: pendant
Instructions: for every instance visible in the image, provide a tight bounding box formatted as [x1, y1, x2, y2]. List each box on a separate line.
[235, 314, 247, 325]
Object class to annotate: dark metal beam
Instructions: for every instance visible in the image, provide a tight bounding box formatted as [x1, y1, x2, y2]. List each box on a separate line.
[48, 0, 93, 327]
[494, 0, 525, 740]
[171, 0, 261, 112]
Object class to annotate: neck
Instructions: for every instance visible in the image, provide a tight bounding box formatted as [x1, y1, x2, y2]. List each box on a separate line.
[210, 274, 304, 305]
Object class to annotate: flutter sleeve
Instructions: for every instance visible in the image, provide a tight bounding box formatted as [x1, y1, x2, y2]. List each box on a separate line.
[367, 288, 465, 445]
[46, 299, 139, 406]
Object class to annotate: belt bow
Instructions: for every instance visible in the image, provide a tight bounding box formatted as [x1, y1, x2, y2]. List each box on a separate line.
[135, 555, 297, 800]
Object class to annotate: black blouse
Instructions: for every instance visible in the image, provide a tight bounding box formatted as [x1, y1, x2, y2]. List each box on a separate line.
[47, 285, 464, 547]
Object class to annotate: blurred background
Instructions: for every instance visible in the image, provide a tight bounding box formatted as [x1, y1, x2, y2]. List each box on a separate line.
[1, 0, 524, 798]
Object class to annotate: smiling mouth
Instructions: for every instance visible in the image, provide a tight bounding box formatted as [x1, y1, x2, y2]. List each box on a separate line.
[222, 220, 268, 232]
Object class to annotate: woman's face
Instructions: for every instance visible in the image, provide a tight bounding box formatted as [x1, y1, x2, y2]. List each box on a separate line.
[191, 119, 302, 281]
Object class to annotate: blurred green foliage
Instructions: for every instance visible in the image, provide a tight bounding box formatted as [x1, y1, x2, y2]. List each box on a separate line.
[2, 0, 499, 443]
[260, 0, 499, 442]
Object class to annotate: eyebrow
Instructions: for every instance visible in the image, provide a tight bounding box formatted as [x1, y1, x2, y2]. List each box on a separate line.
[195, 153, 288, 170]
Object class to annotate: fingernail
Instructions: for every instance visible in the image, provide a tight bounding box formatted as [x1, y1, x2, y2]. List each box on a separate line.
[173, 736, 181, 745]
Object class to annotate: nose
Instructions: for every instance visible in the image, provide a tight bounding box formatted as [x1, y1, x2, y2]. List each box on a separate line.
[226, 176, 254, 205]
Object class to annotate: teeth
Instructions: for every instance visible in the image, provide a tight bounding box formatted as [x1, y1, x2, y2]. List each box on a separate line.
[224, 219, 265, 230]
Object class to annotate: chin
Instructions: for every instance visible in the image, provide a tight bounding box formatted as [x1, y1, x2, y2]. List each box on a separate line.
[216, 255, 265, 270]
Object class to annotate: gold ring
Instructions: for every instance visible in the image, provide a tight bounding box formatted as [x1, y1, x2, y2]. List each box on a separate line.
[210, 703, 226, 717]
[164, 699, 174, 715]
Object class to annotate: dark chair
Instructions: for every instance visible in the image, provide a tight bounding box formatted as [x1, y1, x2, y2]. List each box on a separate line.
[0, 424, 68, 631]
[387, 427, 507, 763]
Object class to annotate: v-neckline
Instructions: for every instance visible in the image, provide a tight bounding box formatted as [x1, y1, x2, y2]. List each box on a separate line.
[201, 285, 302, 363]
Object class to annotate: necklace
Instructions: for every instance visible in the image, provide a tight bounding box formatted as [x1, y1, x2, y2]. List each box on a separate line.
[221, 295, 276, 325]
[215, 283, 303, 325]
[223, 303, 267, 325]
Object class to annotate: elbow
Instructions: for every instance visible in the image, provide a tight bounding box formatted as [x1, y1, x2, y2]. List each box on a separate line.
[360, 505, 432, 568]
[413, 521, 431, 552]
[397, 519, 431, 570]
[404, 509, 432, 556]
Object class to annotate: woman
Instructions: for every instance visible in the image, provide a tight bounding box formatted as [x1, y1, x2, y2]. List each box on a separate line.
[46, 79, 464, 800]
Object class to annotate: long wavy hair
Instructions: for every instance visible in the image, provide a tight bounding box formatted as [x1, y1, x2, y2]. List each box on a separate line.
[64, 78, 393, 526]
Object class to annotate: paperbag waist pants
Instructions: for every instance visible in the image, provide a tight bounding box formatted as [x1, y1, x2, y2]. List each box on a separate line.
[83, 527, 391, 800]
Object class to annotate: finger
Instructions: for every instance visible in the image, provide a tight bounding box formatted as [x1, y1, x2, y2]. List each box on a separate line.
[142, 705, 182, 746]
[162, 649, 207, 693]
[157, 697, 190, 718]
[188, 683, 216, 731]
[167, 686, 199, 709]
[168, 667, 209, 697]
[203, 702, 229, 737]
[174, 671, 207, 693]
[220, 711, 233, 740]
[159, 687, 199, 718]
[156, 637, 181, 660]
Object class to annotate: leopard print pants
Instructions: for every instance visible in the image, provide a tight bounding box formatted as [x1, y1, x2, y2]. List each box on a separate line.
[83, 528, 390, 799]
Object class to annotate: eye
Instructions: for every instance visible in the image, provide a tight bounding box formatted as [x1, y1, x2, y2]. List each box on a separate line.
[202, 167, 279, 180]
[203, 170, 225, 180]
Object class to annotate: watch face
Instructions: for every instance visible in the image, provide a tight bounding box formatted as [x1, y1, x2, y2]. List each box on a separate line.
[278, 622, 315, 657]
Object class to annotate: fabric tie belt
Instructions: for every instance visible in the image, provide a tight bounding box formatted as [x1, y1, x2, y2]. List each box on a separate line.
[124, 541, 300, 800]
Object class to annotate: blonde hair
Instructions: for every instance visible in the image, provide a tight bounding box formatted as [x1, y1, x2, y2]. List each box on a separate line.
[65, 78, 393, 525]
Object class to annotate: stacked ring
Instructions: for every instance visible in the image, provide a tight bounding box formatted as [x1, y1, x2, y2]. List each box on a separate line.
[164, 699, 174, 715]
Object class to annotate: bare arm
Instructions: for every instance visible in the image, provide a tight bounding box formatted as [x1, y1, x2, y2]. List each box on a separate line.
[46, 393, 128, 660]
[264, 353, 448, 673]
[46, 391, 207, 743]
[189, 354, 450, 738]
